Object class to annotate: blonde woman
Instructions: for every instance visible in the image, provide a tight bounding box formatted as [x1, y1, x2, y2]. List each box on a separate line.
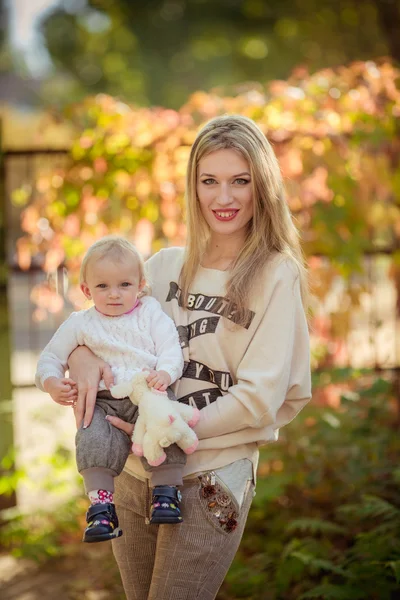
[68, 115, 312, 599]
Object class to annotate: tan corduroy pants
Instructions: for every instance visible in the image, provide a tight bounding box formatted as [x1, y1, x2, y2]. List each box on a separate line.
[112, 468, 254, 600]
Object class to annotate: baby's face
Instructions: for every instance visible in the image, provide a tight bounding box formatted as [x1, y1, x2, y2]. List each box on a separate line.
[81, 256, 145, 316]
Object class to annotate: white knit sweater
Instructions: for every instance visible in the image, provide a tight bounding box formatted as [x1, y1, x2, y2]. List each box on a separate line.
[35, 296, 184, 391]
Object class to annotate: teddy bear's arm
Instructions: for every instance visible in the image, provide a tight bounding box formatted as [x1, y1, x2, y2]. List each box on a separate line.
[175, 403, 201, 428]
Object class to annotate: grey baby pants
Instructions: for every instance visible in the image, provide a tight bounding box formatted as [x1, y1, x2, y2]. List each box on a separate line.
[75, 390, 186, 493]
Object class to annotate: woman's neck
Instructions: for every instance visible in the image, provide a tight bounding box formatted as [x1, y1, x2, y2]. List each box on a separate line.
[202, 233, 245, 270]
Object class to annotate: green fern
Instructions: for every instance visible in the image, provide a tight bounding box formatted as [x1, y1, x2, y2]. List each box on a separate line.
[356, 519, 398, 539]
[350, 530, 400, 563]
[285, 518, 347, 536]
[299, 583, 365, 600]
[290, 551, 349, 577]
[274, 554, 308, 594]
[280, 537, 304, 561]
[387, 560, 400, 584]
[338, 495, 400, 522]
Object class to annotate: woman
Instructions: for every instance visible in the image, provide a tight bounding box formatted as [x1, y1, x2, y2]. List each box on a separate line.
[69, 114, 312, 599]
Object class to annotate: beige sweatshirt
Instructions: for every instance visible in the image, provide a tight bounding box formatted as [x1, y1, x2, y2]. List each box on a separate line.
[124, 247, 312, 480]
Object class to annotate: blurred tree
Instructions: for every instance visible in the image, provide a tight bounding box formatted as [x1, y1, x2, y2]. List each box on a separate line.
[0, 0, 15, 503]
[372, 0, 400, 63]
[0, 0, 12, 73]
[13, 59, 400, 372]
[38, 0, 396, 108]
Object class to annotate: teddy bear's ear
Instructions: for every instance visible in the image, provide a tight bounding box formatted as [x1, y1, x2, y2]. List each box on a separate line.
[168, 415, 175, 424]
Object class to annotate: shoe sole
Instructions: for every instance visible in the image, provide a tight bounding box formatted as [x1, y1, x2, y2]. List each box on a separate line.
[83, 528, 123, 543]
[149, 517, 183, 524]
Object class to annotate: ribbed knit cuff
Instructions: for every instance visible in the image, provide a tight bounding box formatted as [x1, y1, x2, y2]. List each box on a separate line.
[81, 467, 118, 494]
[149, 464, 184, 487]
[39, 372, 62, 390]
[158, 366, 180, 385]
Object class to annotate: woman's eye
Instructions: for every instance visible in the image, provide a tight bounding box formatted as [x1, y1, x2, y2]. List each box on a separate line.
[235, 178, 249, 185]
[202, 178, 216, 185]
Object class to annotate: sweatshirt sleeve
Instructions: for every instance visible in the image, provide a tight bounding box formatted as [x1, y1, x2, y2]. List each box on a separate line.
[194, 261, 312, 440]
[144, 249, 165, 299]
[35, 312, 82, 390]
[144, 249, 163, 281]
[147, 299, 184, 384]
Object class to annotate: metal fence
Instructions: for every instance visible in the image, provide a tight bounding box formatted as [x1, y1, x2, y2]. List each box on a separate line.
[4, 149, 70, 388]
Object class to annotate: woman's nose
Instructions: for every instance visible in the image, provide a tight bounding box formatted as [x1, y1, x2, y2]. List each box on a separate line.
[217, 183, 232, 205]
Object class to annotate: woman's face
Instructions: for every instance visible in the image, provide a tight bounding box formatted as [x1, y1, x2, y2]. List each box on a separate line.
[196, 149, 253, 239]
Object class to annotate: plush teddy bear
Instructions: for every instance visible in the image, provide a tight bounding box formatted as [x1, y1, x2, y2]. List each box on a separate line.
[111, 372, 200, 466]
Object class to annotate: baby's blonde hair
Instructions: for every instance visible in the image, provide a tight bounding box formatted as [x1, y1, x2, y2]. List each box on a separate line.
[80, 236, 148, 295]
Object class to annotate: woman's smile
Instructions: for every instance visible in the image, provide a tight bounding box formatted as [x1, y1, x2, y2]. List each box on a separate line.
[212, 209, 240, 221]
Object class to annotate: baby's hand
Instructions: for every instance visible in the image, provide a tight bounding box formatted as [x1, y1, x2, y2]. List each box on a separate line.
[145, 369, 171, 392]
[43, 377, 78, 406]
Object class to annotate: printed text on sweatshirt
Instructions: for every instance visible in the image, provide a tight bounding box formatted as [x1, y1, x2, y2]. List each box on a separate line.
[124, 247, 312, 479]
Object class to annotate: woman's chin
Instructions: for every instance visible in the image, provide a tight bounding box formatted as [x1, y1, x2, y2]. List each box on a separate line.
[208, 221, 247, 237]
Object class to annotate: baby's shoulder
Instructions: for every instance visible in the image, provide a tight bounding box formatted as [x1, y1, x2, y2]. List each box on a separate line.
[78, 306, 99, 321]
[138, 296, 173, 328]
[138, 295, 162, 314]
[62, 308, 89, 325]
[73, 307, 108, 332]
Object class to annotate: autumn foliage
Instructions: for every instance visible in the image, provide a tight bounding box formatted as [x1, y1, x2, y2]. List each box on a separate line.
[15, 59, 400, 370]
[6, 59, 400, 599]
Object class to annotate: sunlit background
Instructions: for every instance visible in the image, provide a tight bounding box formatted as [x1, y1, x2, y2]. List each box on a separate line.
[1, 1, 400, 599]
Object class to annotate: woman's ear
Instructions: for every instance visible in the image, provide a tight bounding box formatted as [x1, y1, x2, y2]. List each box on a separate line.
[80, 283, 92, 300]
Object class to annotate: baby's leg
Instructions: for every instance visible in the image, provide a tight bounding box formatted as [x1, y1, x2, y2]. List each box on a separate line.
[139, 387, 188, 525]
[139, 385, 187, 480]
[147, 462, 185, 525]
[140, 442, 186, 485]
[75, 393, 137, 542]
[76, 395, 137, 491]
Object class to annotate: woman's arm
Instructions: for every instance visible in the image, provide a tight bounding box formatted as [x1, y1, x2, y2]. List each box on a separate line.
[68, 346, 114, 429]
[194, 262, 312, 440]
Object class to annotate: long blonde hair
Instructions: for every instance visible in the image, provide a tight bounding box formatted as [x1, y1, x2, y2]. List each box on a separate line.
[180, 114, 309, 326]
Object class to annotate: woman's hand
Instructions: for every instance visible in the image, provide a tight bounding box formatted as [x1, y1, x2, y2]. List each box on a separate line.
[105, 415, 135, 441]
[68, 346, 114, 429]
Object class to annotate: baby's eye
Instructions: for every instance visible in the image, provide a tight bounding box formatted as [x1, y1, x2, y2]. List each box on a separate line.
[121, 282, 131, 287]
[96, 283, 107, 288]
